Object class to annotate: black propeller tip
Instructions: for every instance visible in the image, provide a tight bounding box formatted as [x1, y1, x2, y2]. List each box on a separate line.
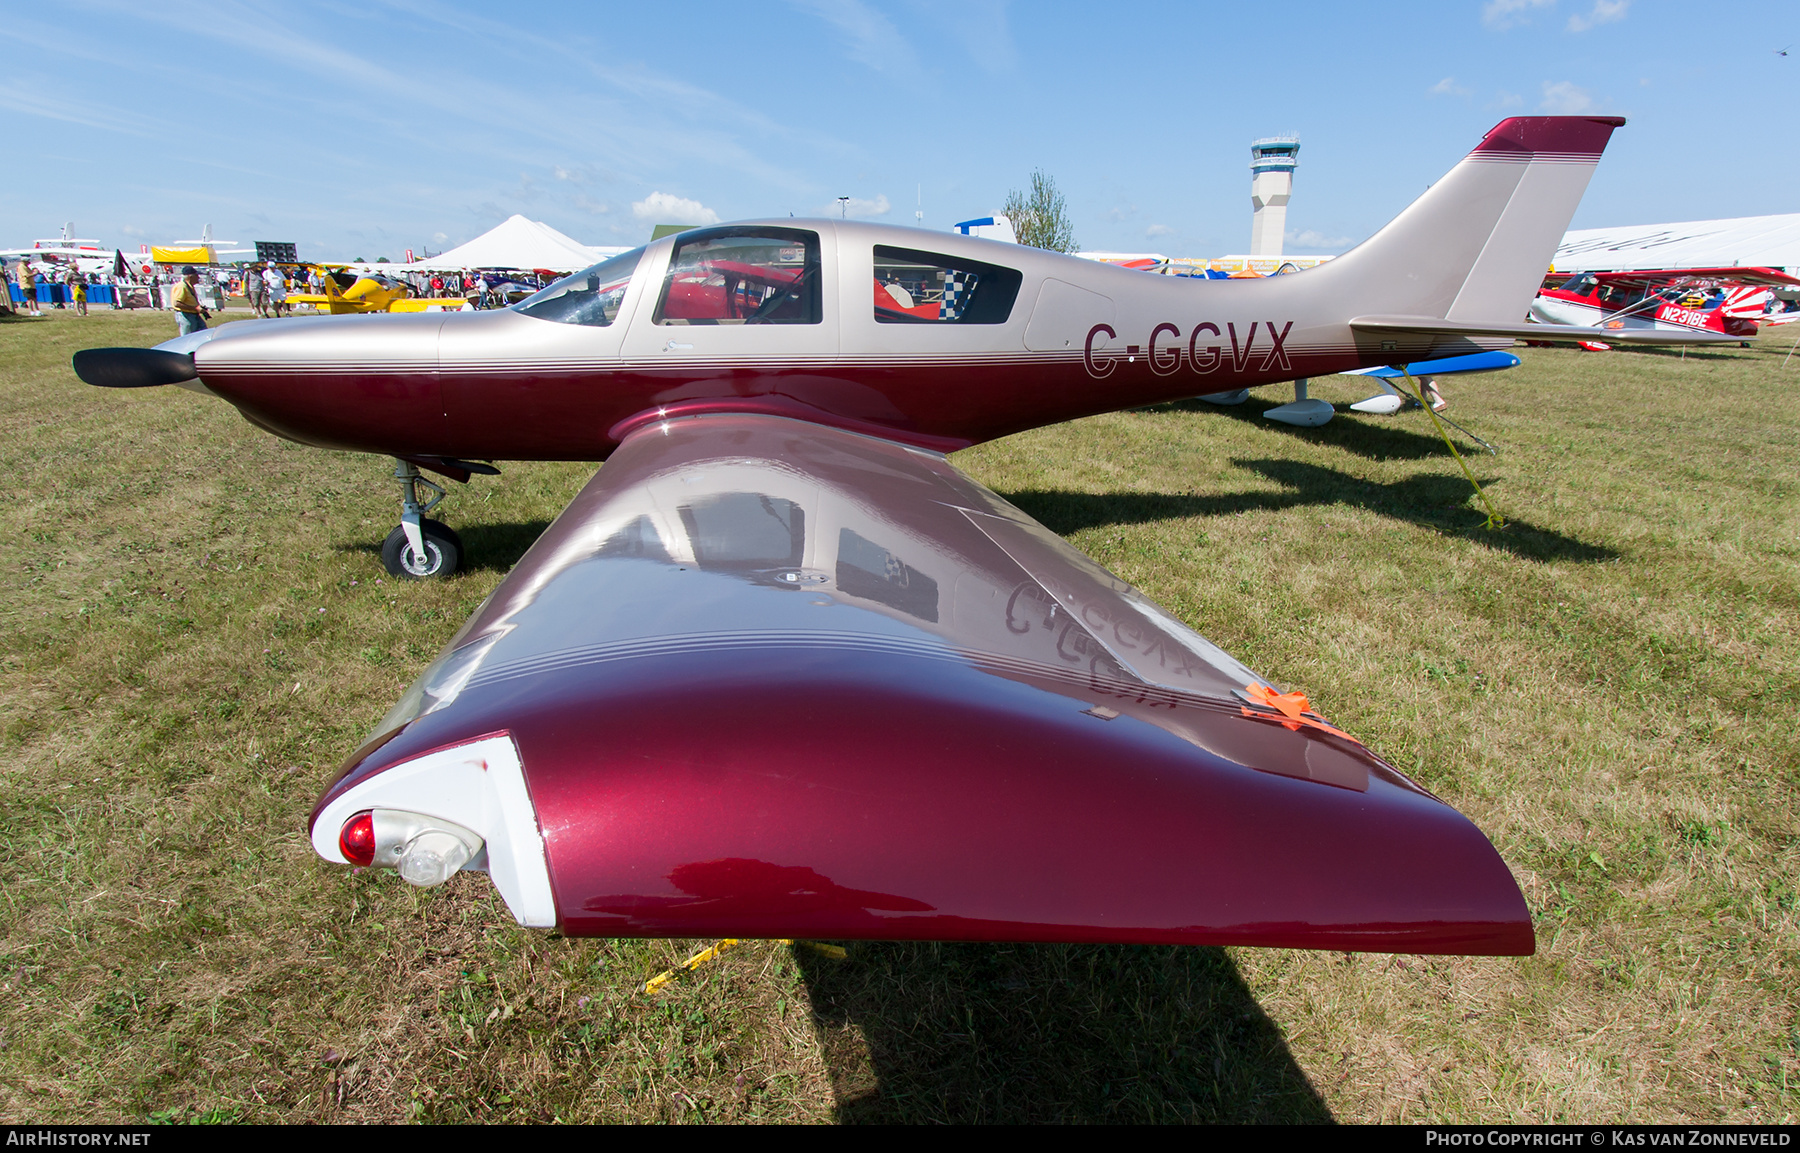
[72, 348, 198, 389]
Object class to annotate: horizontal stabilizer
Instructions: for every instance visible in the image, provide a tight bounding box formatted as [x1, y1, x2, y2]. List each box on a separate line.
[1340, 350, 1521, 379]
[1350, 314, 1739, 346]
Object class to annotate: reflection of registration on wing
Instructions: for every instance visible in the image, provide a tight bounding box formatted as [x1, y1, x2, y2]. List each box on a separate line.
[75, 116, 1732, 956]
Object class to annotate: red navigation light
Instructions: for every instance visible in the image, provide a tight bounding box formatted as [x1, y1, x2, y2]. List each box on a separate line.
[339, 811, 376, 866]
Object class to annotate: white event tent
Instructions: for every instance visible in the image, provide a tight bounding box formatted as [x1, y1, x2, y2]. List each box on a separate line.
[1554, 213, 1800, 273]
[400, 215, 630, 273]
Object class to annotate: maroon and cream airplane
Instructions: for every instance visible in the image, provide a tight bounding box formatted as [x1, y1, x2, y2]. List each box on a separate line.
[75, 116, 1725, 956]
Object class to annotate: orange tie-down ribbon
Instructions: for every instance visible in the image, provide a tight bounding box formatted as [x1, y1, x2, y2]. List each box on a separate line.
[1240, 683, 1356, 742]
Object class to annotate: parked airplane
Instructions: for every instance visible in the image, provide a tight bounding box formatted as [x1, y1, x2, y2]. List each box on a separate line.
[285, 267, 416, 315]
[0, 223, 145, 278]
[74, 117, 1729, 954]
[1529, 266, 1800, 344]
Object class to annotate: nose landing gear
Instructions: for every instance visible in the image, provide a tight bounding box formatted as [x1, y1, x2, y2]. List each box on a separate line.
[383, 459, 466, 579]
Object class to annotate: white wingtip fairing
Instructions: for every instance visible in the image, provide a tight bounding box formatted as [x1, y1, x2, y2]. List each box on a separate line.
[310, 733, 557, 927]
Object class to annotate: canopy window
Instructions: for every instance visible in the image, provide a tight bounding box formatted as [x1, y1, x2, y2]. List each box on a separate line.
[872, 246, 1022, 325]
[654, 228, 821, 326]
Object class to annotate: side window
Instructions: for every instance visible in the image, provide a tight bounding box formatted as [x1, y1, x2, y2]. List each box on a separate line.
[654, 228, 821, 325]
[872, 246, 1022, 325]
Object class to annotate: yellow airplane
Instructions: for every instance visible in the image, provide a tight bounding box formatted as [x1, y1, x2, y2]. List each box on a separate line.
[285, 266, 416, 314]
[279, 266, 467, 314]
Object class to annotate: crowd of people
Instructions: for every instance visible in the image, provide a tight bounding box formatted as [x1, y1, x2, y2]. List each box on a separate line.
[4, 256, 546, 326]
[2, 257, 226, 317]
[3, 257, 114, 317]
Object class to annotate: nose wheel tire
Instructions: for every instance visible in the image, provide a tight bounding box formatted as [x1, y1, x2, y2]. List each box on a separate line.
[381, 519, 463, 579]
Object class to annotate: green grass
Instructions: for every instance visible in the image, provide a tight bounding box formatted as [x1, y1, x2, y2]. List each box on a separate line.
[0, 309, 1794, 1123]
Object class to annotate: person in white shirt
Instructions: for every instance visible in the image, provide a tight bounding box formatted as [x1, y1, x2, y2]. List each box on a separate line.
[262, 265, 289, 318]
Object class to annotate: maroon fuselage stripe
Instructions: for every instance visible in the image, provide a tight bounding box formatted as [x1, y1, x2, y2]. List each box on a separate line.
[196, 343, 1468, 460]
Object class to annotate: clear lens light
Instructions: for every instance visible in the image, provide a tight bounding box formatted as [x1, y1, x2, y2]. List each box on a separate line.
[397, 830, 474, 888]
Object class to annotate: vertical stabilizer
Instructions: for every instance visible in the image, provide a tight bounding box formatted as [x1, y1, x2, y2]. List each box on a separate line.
[1319, 117, 1625, 323]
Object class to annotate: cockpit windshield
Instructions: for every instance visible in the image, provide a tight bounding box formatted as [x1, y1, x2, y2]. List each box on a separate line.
[512, 246, 646, 326]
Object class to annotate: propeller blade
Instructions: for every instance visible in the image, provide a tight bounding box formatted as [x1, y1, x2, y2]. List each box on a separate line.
[71, 348, 197, 389]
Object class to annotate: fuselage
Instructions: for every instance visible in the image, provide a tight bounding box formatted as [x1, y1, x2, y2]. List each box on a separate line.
[180, 219, 1485, 462]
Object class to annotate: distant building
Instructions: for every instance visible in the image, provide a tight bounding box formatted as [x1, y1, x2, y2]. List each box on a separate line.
[1249, 136, 1300, 257]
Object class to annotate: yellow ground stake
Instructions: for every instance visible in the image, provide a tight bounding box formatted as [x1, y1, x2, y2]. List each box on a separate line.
[642, 939, 848, 994]
[1400, 367, 1505, 531]
[643, 939, 742, 995]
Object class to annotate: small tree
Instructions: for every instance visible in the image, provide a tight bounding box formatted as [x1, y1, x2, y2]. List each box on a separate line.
[1002, 170, 1077, 253]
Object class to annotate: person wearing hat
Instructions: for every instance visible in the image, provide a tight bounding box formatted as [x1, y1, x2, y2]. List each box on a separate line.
[66, 267, 88, 317]
[262, 262, 289, 318]
[16, 259, 41, 317]
[245, 261, 268, 317]
[171, 265, 210, 335]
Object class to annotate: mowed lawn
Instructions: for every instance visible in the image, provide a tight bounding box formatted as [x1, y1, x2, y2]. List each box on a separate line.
[0, 308, 1793, 1124]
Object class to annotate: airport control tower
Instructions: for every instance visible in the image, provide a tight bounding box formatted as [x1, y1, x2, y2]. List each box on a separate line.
[1249, 136, 1300, 257]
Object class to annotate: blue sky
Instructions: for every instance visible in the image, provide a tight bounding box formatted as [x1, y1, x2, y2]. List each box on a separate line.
[3, 0, 1793, 261]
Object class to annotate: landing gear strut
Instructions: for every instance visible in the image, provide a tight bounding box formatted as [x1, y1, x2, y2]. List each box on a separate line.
[383, 459, 464, 579]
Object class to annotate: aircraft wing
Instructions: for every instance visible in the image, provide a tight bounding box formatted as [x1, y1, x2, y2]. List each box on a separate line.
[1338, 351, 1521, 379]
[1587, 266, 1800, 289]
[1351, 314, 1739, 346]
[309, 412, 1532, 954]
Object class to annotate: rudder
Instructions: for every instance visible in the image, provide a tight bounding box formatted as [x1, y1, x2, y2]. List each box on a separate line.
[1319, 117, 1625, 323]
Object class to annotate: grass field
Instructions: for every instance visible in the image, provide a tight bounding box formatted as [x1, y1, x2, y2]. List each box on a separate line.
[0, 308, 1794, 1124]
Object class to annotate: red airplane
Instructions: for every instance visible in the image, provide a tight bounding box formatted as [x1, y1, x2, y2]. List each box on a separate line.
[1530, 266, 1800, 344]
[74, 116, 1727, 956]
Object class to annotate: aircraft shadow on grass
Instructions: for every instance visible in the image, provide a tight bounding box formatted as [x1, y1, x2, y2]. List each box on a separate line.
[1006, 458, 1619, 564]
[1152, 396, 1494, 462]
[1620, 345, 1746, 362]
[335, 519, 554, 574]
[336, 453, 1615, 574]
[796, 941, 1331, 1124]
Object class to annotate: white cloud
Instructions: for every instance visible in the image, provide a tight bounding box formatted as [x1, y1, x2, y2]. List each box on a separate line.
[1493, 90, 1525, 109]
[822, 194, 890, 218]
[908, 0, 1017, 75]
[119, 224, 144, 237]
[1483, 0, 1555, 28]
[1430, 76, 1472, 97]
[1540, 80, 1596, 113]
[788, 0, 918, 72]
[632, 191, 720, 226]
[574, 195, 612, 215]
[1287, 228, 1353, 248]
[1145, 224, 1174, 238]
[1567, 0, 1628, 31]
[0, 85, 168, 140]
[432, 232, 449, 244]
[115, 1, 845, 204]
[553, 165, 584, 184]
